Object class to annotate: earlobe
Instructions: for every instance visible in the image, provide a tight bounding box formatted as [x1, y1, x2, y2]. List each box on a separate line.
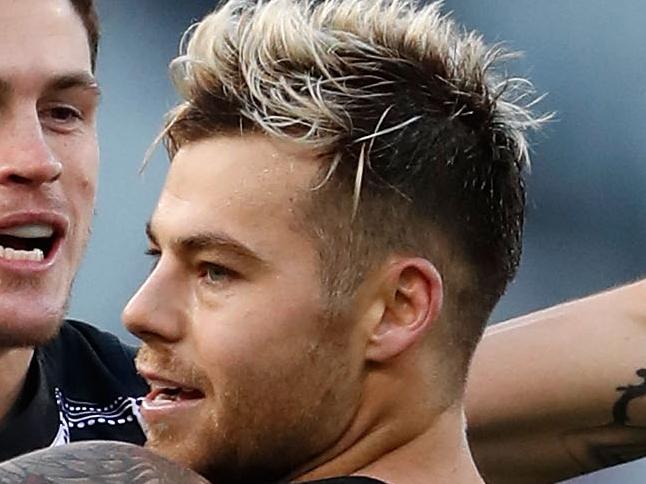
[365, 258, 443, 363]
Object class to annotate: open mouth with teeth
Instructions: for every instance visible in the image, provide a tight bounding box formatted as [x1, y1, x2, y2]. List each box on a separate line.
[0, 224, 60, 262]
[148, 386, 205, 403]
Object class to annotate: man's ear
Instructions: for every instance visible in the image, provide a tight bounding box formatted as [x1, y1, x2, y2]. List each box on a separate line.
[365, 257, 443, 363]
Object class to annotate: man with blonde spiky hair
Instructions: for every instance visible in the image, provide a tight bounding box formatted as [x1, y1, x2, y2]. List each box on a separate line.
[2, 1, 645, 482]
[0, 0, 546, 482]
[116, 0, 546, 482]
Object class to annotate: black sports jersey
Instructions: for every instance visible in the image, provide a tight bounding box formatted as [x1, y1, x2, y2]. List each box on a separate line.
[0, 320, 148, 461]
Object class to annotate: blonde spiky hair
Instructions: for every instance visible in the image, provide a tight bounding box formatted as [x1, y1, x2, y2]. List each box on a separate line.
[167, 0, 543, 154]
[161, 0, 547, 213]
[161, 0, 548, 381]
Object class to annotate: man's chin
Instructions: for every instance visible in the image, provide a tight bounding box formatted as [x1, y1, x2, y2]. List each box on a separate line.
[0, 311, 65, 348]
[145, 428, 194, 463]
[144, 425, 298, 484]
[0, 285, 70, 349]
[145, 427, 225, 481]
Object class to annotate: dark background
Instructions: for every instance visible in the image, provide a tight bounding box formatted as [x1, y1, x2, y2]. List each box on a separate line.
[68, 2, 646, 482]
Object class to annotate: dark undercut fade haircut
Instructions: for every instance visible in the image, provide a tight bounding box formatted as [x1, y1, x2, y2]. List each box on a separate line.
[160, 0, 548, 392]
[70, 0, 100, 71]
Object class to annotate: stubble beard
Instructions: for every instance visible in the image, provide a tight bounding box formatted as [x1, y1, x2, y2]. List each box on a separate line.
[0, 277, 72, 349]
[142, 324, 360, 483]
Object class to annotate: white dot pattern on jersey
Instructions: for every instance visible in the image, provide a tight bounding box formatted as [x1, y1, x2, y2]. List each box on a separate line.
[49, 388, 145, 447]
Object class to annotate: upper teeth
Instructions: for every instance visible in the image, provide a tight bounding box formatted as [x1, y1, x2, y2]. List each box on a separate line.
[0, 224, 54, 238]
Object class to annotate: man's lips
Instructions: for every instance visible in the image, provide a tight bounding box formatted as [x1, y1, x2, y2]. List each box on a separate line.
[0, 211, 68, 235]
[138, 368, 206, 422]
[0, 211, 68, 271]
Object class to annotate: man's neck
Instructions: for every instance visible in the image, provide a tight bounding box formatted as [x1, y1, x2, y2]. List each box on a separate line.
[295, 403, 484, 484]
[354, 405, 484, 484]
[0, 347, 34, 424]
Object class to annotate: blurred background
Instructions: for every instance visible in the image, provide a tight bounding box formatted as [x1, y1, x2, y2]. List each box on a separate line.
[69, 1, 646, 482]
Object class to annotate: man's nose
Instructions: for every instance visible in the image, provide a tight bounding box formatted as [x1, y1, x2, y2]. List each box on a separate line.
[0, 112, 63, 187]
[122, 262, 186, 344]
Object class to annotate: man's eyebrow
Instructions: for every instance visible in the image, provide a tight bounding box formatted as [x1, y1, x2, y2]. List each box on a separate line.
[145, 221, 266, 266]
[178, 232, 267, 267]
[44, 72, 101, 96]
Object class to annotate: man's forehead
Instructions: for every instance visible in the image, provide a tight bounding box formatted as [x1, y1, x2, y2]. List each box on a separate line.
[166, 136, 321, 205]
[0, 0, 91, 82]
[0, 0, 76, 23]
[151, 136, 321, 249]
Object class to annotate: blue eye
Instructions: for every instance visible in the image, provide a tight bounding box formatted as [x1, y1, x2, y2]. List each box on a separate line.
[204, 263, 232, 283]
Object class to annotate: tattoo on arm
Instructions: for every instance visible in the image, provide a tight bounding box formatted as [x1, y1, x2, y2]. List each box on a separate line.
[613, 369, 646, 425]
[0, 442, 209, 484]
[564, 368, 646, 472]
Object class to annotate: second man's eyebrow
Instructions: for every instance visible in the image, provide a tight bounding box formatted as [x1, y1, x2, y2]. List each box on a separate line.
[44, 72, 101, 96]
[0, 73, 100, 109]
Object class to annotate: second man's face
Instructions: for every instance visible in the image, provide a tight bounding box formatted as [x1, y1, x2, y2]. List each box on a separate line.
[123, 135, 367, 483]
[0, 0, 99, 346]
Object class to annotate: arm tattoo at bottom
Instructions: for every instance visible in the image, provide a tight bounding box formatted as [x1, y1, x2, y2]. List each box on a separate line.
[0, 442, 209, 484]
[613, 369, 646, 425]
[564, 368, 646, 472]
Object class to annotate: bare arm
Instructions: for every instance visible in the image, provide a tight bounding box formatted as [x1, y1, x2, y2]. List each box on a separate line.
[0, 441, 209, 484]
[466, 279, 646, 484]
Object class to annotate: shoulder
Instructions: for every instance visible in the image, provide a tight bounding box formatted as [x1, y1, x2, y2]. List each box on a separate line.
[36, 320, 148, 445]
[57, 319, 139, 362]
